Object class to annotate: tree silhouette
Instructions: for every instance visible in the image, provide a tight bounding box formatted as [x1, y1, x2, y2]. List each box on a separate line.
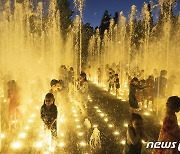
[56, 0, 74, 41]
[99, 10, 111, 37]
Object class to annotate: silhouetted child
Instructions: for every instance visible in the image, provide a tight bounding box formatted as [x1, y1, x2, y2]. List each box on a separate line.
[124, 113, 147, 154]
[97, 68, 102, 84]
[7, 80, 21, 122]
[108, 72, 114, 92]
[129, 78, 140, 112]
[49, 79, 58, 100]
[114, 74, 120, 97]
[41, 93, 58, 139]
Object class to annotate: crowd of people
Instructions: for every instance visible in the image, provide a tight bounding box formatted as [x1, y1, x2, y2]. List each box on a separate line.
[0, 63, 180, 153]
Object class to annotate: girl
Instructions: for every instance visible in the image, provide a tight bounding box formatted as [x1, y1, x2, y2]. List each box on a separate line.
[7, 80, 21, 121]
[124, 113, 147, 154]
[41, 93, 58, 139]
[153, 96, 180, 154]
[129, 78, 141, 112]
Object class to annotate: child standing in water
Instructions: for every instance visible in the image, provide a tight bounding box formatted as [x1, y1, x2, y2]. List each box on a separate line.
[124, 113, 147, 154]
[7, 80, 21, 122]
[114, 74, 120, 97]
[41, 93, 58, 140]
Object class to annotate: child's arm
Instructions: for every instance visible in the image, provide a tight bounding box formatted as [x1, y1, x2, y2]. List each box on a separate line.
[41, 107, 47, 125]
[127, 127, 141, 145]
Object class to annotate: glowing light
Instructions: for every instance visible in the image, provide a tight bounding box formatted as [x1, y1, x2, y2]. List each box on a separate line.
[149, 109, 153, 112]
[123, 123, 128, 127]
[160, 121, 163, 125]
[122, 99, 126, 102]
[78, 132, 84, 136]
[1, 133, 5, 139]
[97, 110, 101, 113]
[24, 125, 30, 130]
[89, 99, 93, 102]
[60, 133, 64, 137]
[75, 119, 79, 122]
[178, 122, 180, 126]
[35, 106, 40, 110]
[28, 119, 33, 123]
[93, 124, 98, 128]
[11, 141, 22, 149]
[108, 124, 114, 128]
[72, 109, 77, 113]
[31, 114, 36, 118]
[79, 141, 86, 147]
[120, 140, 126, 145]
[144, 105, 147, 109]
[143, 112, 150, 116]
[59, 142, 65, 147]
[104, 118, 108, 122]
[34, 141, 43, 148]
[94, 106, 98, 109]
[12, 120, 18, 124]
[3, 99, 7, 102]
[76, 125, 81, 128]
[100, 113, 105, 117]
[74, 114, 78, 117]
[19, 132, 26, 139]
[114, 131, 120, 136]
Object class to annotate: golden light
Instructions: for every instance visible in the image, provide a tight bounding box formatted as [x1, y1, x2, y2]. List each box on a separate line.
[75, 119, 79, 122]
[11, 141, 22, 149]
[35, 106, 40, 110]
[1, 133, 5, 139]
[178, 122, 180, 126]
[3, 99, 7, 102]
[143, 112, 150, 116]
[31, 114, 36, 118]
[60, 133, 65, 137]
[28, 119, 34, 123]
[123, 123, 128, 127]
[76, 125, 81, 129]
[94, 106, 98, 109]
[12, 120, 18, 124]
[34, 141, 43, 148]
[114, 131, 120, 136]
[100, 113, 105, 117]
[104, 118, 108, 122]
[120, 140, 126, 145]
[72, 109, 77, 113]
[79, 141, 86, 147]
[93, 124, 98, 128]
[59, 142, 65, 147]
[108, 124, 114, 128]
[97, 110, 101, 113]
[19, 132, 26, 139]
[24, 125, 30, 130]
[78, 132, 84, 136]
[74, 114, 78, 117]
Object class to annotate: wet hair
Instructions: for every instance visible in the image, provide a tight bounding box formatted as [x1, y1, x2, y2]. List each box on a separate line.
[80, 72, 87, 81]
[160, 70, 167, 77]
[50, 79, 58, 87]
[129, 113, 143, 125]
[44, 93, 55, 105]
[166, 96, 180, 110]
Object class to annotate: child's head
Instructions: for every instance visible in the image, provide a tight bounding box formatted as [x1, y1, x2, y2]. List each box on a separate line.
[50, 79, 58, 90]
[160, 70, 167, 77]
[115, 74, 118, 78]
[166, 96, 180, 113]
[44, 93, 55, 106]
[131, 77, 139, 85]
[130, 113, 143, 130]
[80, 72, 87, 81]
[56, 80, 64, 91]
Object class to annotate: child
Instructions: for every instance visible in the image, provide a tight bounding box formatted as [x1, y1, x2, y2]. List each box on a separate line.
[41, 93, 58, 139]
[153, 96, 180, 154]
[97, 68, 102, 84]
[129, 78, 140, 112]
[7, 80, 21, 122]
[107, 72, 114, 92]
[49, 79, 58, 100]
[114, 74, 120, 97]
[124, 113, 147, 154]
